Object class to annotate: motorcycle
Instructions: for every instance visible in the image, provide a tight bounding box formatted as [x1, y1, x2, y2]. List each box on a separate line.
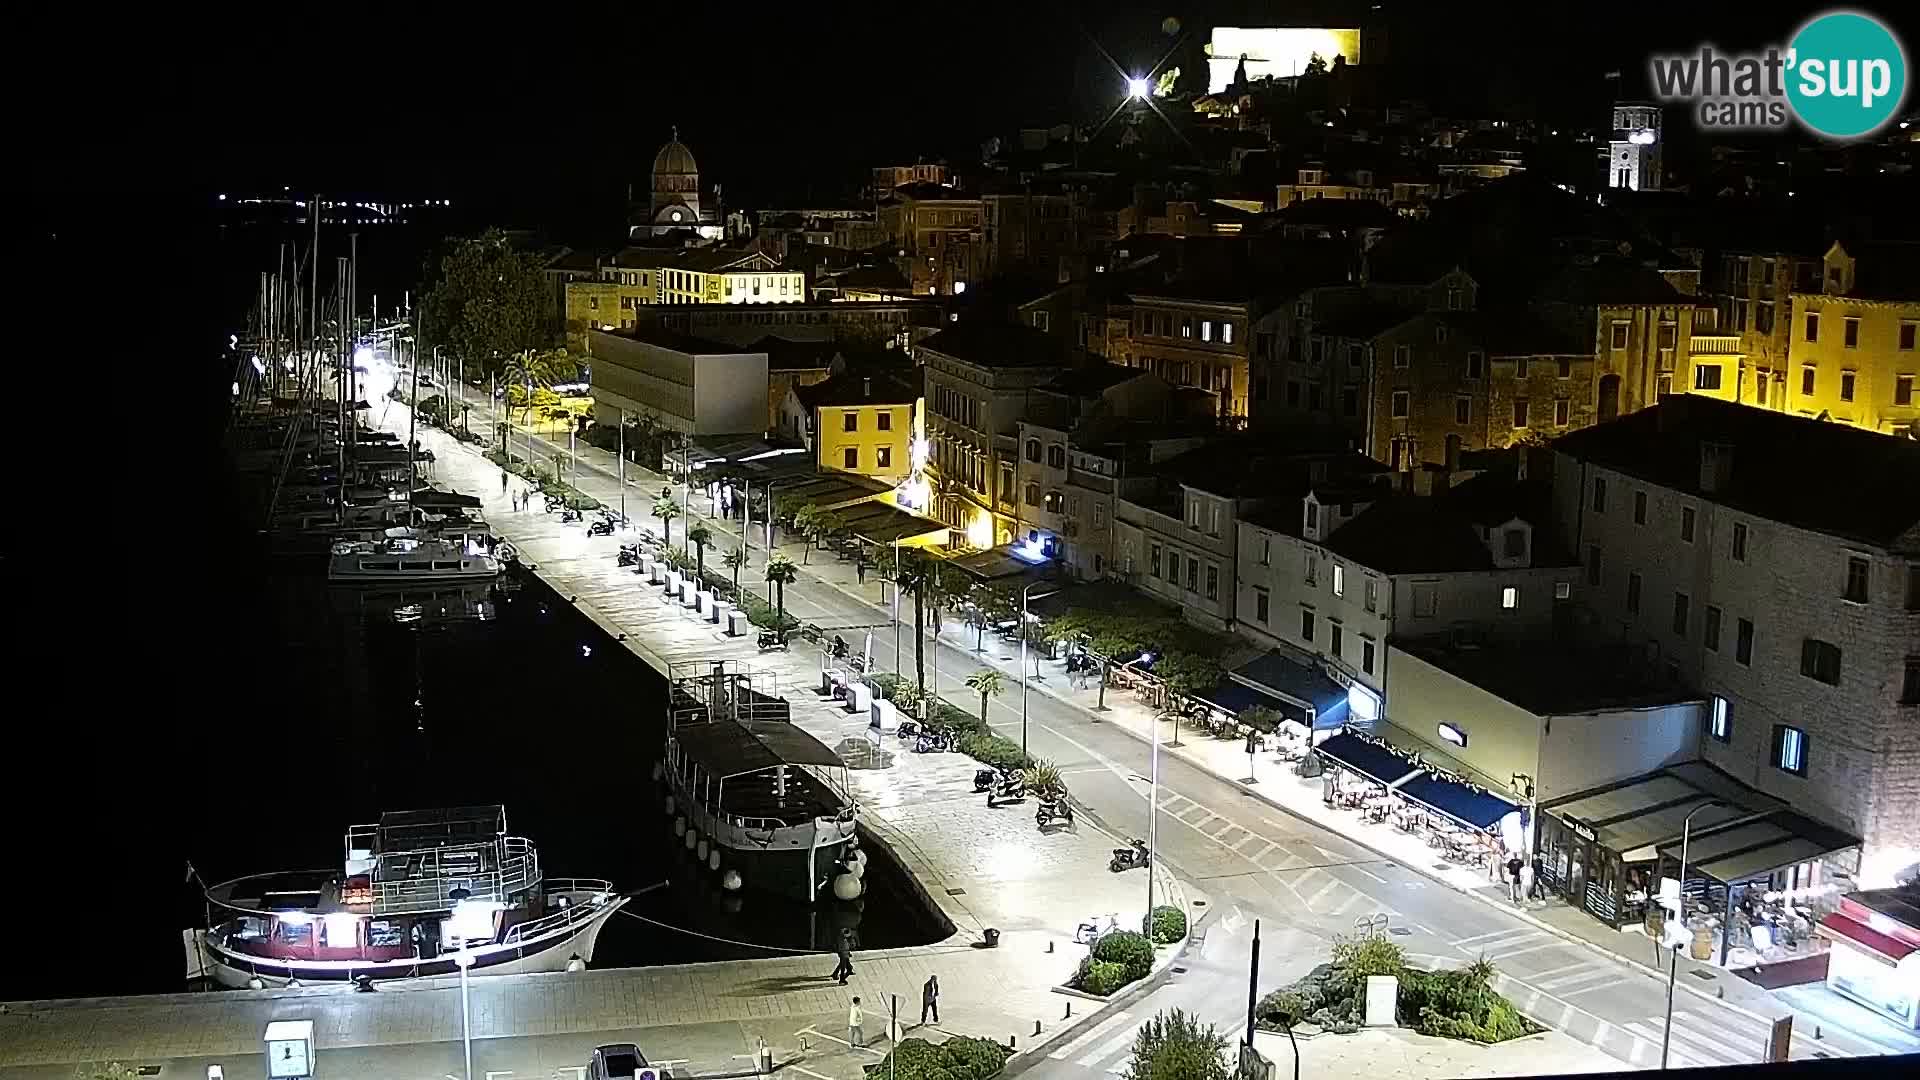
[831, 635, 850, 661]
[896, 719, 922, 741]
[617, 543, 642, 567]
[587, 517, 615, 537]
[972, 767, 998, 793]
[560, 507, 583, 524]
[544, 493, 566, 514]
[913, 728, 953, 754]
[757, 630, 789, 652]
[1035, 794, 1074, 829]
[1109, 838, 1150, 873]
[985, 771, 1027, 808]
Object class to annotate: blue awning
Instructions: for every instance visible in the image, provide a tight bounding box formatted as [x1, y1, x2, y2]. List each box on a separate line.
[1397, 773, 1519, 832]
[1314, 733, 1419, 787]
[1194, 679, 1289, 717]
[1230, 652, 1350, 730]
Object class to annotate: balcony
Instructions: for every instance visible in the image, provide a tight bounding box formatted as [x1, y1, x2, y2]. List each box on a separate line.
[1690, 335, 1745, 356]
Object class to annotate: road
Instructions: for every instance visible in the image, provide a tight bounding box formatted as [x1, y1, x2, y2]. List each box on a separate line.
[445, 402, 1916, 1073]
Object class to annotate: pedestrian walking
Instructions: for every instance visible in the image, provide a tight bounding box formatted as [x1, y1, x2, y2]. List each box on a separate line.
[501, 470, 509, 494]
[848, 996, 865, 1048]
[831, 928, 853, 984]
[856, 560, 866, 585]
[1506, 854, 1524, 903]
[920, 974, 940, 1025]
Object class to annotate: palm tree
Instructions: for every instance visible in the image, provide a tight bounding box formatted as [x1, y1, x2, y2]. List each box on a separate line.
[765, 552, 799, 622]
[687, 524, 713, 580]
[721, 545, 747, 597]
[894, 550, 940, 694]
[965, 669, 1006, 727]
[501, 349, 576, 425]
[652, 492, 680, 546]
[791, 503, 821, 563]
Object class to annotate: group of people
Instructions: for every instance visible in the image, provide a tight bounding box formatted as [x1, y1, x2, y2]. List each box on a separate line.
[503, 470, 538, 513]
[1503, 853, 1546, 904]
[830, 927, 941, 1049]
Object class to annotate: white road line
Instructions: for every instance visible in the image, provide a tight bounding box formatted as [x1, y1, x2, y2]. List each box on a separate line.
[1303, 876, 1344, 909]
[1670, 1016, 1756, 1063]
[1526, 960, 1597, 984]
[1559, 976, 1633, 998]
[1622, 1021, 1717, 1068]
[1349, 864, 1389, 885]
[1452, 926, 1540, 948]
[1235, 834, 1270, 856]
[1078, 1020, 1147, 1068]
[1049, 1011, 1135, 1059]
[1486, 941, 1570, 962]
[790, 1068, 838, 1080]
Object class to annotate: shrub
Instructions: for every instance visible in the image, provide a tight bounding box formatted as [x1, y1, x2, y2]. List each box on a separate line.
[1331, 932, 1406, 979]
[1147, 905, 1187, 944]
[956, 731, 1028, 771]
[1123, 1009, 1229, 1080]
[738, 592, 799, 632]
[938, 1037, 1010, 1079]
[869, 673, 904, 698]
[869, 1035, 1008, 1080]
[1092, 929, 1157, 981]
[1073, 959, 1133, 997]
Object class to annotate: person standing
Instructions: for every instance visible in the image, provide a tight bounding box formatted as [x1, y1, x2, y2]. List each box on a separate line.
[1506, 854, 1525, 903]
[848, 996, 865, 1048]
[920, 974, 940, 1025]
[831, 928, 853, 984]
[501, 470, 509, 495]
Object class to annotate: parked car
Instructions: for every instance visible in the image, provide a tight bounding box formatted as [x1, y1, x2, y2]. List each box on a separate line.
[589, 1043, 650, 1080]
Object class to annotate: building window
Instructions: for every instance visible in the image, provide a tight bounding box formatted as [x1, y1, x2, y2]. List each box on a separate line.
[877, 412, 892, 431]
[1023, 483, 1039, 506]
[1633, 491, 1647, 525]
[1587, 544, 1603, 586]
[1255, 589, 1270, 624]
[1772, 725, 1808, 777]
[1839, 370, 1857, 402]
[1025, 438, 1041, 462]
[1330, 624, 1343, 658]
[1258, 537, 1271, 565]
[1180, 319, 1193, 339]
[877, 446, 892, 469]
[1516, 357, 1531, 378]
[1466, 351, 1485, 379]
[1704, 606, 1722, 651]
[1799, 638, 1842, 685]
[1047, 445, 1066, 469]
[1187, 556, 1199, 591]
[1305, 554, 1318, 586]
[1736, 617, 1755, 666]
[1805, 312, 1820, 342]
[1844, 556, 1870, 603]
[1694, 364, 1722, 391]
[1592, 476, 1607, 513]
[1557, 357, 1573, 379]
[1200, 320, 1213, 342]
[1709, 696, 1731, 743]
[1394, 345, 1411, 369]
[1897, 374, 1915, 406]
[1843, 317, 1859, 348]
[1900, 657, 1920, 704]
[1364, 578, 1378, 612]
[1731, 522, 1748, 562]
[1343, 386, 1360, 416]
[1626, 571, 1642, 614]
[1909, 564, 1920, 610]
[1680, 507, 1696, 543]
[843, 411, 859, 432]
[1554, 397, 1570, 426]
[1412, 583, 1438, 618]
[1512, 398, 1529, 428]
[1455, 396, 1471, 424]
[1503, 528, 1526, 558]
[1501, 586, 1518, 610]
[843, 447, 859, 469]
[1801, 365, 1817, 397]
[1150, 544, 1161, 578]
[1672, 592, 1690, 637]
[1300, 608, 1315, 643]
[1610, 322, 1629, 350]
[1332, 564, 1346, 597]
[1362, 639, 1376, 675]
[1222, 322, 1235, 344]
[1206, 565, 1219, 600]
[1391, 390, 1411, 418]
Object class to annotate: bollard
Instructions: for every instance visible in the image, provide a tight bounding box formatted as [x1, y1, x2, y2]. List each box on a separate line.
[1064, 1001, 1073, 1019]
[1815, 1025, 1823, 1040]
[1034, 1020, 1042, 1037]
[1008, 1035, 1017, 1050]
[1047, 940, 1054, 954]
[757, 1037, 773, 1075]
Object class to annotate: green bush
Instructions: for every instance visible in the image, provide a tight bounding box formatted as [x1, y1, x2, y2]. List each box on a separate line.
[1092, 929, 1157, 981]
[938, 1036, 1010, 1079]
[738, 592, 799, 632]
[1148, 905, 1187, 944]
[956, 731, 1028, 770]
[1074, 959, 1133, 997]
[868, 1035, 1008, 1080]
[869, 673, 905, 699]
[1331, 932, 1406, 979]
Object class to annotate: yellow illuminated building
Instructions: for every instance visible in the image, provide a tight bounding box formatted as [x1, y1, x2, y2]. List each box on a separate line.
[787, 371, 919, 483]
[1786, 242, 1920, 436]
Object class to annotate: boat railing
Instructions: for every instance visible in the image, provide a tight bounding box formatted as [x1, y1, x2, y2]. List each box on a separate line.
[367, 836, 542, 915]
[501, 879, 617, 945]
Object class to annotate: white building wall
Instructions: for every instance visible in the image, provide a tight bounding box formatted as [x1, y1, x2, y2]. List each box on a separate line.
[1537, 703, 1700, 805]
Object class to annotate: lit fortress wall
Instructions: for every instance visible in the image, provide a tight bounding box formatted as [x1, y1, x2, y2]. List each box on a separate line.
[1206, 27, 1361, 93]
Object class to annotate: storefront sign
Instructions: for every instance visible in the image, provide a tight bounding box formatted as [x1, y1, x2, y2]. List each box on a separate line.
[1437, 722, 1468, 748]
[1568, 818, 1597, 842]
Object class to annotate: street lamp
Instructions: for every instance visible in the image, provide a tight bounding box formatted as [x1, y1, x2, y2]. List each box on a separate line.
[1018, 581, 1058, 762]
[1127, 76, 1150, 99]
[1661, 800, 1723, 1070]
[1145, 682, 1161, 933]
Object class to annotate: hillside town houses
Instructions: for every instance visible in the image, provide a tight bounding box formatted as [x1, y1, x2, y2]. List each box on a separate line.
[554, 66, 1918, 1004]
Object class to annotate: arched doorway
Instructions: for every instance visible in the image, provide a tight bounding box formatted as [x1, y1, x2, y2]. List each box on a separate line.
[1598, 374, 1622, 423]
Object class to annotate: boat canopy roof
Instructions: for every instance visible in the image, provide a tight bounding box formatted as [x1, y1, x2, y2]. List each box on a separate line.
[410, 489, 484, 508]
[375, 805, 506, 853]
[675, 719, 845, 778]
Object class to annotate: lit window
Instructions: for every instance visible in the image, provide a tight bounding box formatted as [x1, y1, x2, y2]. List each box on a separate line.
[1501, 586, 1518, 609]
[1772, 725, 1807, 776]
[1709, 696, 1731, 742]
[1332, 564, 1346, 597]
[1221, 322, 1235, 344]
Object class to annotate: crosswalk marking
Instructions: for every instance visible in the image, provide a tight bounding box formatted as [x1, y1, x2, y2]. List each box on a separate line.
[1049, 1010, 1134, 1060]
[1078, 1019, 1146, 1068]
[1623, 1022, 1712, 1069]
[1452, 926, 1540, 949]
[1303, 875, 1343, 909]
[1237, 835, 1272, 857]
[1524, 960, 1595, 984]
[1558, 975, 1632, 997]
[1485, 940, 1567, 962]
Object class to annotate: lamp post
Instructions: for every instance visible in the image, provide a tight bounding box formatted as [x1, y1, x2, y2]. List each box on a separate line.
[453, 947, 475, 1080]
[617, 407, 627, 526]
[1145, 686, 1160, 933]
[1017, 581, 1055, 762]
[1661, 800, 1723, 1070]
[893, 543, 903, 672]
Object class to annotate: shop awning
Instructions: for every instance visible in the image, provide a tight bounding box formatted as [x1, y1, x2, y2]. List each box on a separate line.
[1817, 912, 1918, 966]
[1194, 678, 1291, 718]
[1651, 810, 1860, 884]
[1314, 732, 1419, 787]
[1230, 651, 1350, 730]
[1397, 772, 1519, 832]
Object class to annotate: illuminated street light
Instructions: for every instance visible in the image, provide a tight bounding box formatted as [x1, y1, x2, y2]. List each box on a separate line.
[1127, 77, 1150, 99]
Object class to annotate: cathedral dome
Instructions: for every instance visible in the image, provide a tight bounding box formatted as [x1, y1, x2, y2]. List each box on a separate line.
[653, 137, 698, 178]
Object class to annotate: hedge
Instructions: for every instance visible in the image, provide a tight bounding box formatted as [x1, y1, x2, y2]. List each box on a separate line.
[1092, 930, 1156, 981]
[867, 676, 1034, 770]
[867, 1037, 1009, 1080]
[1075, 960, 1133, 997]
[1148, 905, 1188, 944]
[1253, 936, 1541, 1043]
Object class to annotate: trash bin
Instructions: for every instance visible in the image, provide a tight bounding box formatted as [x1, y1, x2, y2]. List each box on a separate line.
[983, 928, 1001, 948]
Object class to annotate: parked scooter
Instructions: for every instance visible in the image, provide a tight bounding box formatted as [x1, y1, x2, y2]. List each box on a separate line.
[896, 719, 923, 741]
[972, 767, 998, 793]
[617, 543, 642, 567]
[587, 510, 618, 537]
[1035, 794, 1075, 829]
[986, 769, 1027, 808]
[1109, 838, 1150, 873]
[757, 630, 789, 652]
[560, 506, 583, 524]
[913, 727, 953, 754]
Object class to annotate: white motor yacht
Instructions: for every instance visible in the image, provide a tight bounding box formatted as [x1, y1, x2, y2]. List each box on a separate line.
[328, 528, 503, 583]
